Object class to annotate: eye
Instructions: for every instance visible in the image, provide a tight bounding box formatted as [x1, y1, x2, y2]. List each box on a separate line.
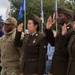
[5, 23, 11, 27]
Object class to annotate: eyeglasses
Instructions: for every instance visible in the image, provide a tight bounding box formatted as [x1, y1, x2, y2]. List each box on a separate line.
[5, 23, 13, 26]
[4, 23, 13, 27]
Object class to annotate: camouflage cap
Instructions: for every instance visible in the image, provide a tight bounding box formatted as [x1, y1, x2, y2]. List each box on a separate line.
[5, 17, 17, 25]
[29, 14, 41, 23]
[58, 7, 74, 18]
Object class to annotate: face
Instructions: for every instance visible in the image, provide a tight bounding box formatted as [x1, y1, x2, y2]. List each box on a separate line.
[27, 20, 37, 33]
[4, 23, 15, 32]
[0, 23, 3, 30]
[57, 14, 68, 25]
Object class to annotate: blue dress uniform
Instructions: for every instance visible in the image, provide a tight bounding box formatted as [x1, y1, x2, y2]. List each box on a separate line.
[14, 31, 47, 75]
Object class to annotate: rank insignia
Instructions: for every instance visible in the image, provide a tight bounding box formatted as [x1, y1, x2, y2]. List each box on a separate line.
[33, 39, 36, 43]
[36, 34, 38, 36]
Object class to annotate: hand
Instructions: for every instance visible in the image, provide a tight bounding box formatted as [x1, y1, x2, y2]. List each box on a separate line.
[62, 23, 67, 36]
[46, 16, 55, 29]
[73, 21, 75, 31]
[17, 23, 23, 32]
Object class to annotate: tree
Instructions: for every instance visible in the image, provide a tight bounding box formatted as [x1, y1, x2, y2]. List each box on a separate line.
[9, 0, 75, 31]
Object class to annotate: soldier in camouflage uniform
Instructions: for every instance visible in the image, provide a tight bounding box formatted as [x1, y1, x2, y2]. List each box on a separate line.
[0, 17, 24, 75]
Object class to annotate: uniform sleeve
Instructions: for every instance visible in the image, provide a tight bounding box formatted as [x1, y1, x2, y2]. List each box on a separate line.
[14, 30, 23, 47]
[38, 36, 47, 75]
[45, 29, 55, 46]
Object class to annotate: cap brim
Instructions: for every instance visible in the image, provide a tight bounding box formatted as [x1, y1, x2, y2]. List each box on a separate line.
[4, 21, 10, 24]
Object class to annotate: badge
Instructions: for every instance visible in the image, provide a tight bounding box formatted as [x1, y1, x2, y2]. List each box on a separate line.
[44, 46, 46, 48]
[33, 39, 36, 43]
[67, 26, 70, 29]
[36, 34, 38, 36]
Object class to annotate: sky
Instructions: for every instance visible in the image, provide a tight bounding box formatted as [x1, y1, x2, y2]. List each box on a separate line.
[0, 0, 10, 20]
[0, 0, 70, 21]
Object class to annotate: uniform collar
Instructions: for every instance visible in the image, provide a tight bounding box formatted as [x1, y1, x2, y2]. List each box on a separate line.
[4, 28, 16, 35]
[66, 22, 72, 26]
[30, 31, 37, 36]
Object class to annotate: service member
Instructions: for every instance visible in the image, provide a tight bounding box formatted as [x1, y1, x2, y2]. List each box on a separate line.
[14, 14, 47, 75]
[45, 7, 74, 75]
[0, 17, 23, 75]
[59, 19, 75, 75]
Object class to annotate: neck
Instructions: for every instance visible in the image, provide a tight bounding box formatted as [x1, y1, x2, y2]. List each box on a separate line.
[29, 30, 37, 34]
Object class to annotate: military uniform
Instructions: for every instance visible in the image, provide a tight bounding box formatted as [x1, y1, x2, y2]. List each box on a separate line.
[45, 27, 73, 75]
[14, 14, 47, 75]
[67, 31, 75, 75]
[59, 30, 75, 75]
[45, 7, 74, 75]
[0, 17, 24, 75]
[14, 31, 47, 75]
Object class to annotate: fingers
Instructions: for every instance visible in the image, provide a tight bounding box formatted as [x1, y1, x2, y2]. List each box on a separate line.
[62, 23, 67, 29]
[46, 16, 55, 29]
[73, 21, 75, 31]
[73, 21, 75, 26]
[17, 23, 23, 32]
[48, 16, 52, 22]
[18, 23, 23, 28]
[62, 23, 67, 36]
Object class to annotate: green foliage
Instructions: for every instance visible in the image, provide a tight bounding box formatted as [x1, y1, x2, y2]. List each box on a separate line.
[9, 0, 75, 31]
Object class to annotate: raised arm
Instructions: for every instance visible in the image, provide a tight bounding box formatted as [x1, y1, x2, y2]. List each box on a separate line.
[45, 16, 55, 46]
[14, 23, 23, 47]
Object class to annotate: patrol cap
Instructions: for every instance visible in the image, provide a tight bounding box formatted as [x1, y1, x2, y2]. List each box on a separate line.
[58, 7, 74, 18]
[4, 17, 17, 26]
[29, 14, 41, 23]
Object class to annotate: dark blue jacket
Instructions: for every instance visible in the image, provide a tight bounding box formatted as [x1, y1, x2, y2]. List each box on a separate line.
[0, 30, 4, 37]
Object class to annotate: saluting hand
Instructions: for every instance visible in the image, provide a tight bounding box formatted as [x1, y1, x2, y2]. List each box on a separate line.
[73, 21, 75, 31]
[17, 23, 23, 32]
[62, 23, 67, 36]
[46, 16, 55, 29]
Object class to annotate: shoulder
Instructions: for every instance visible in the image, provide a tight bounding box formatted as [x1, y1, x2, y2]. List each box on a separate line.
[0, 35, 5, 40]
[38, 32, 46, 38]
[0, 35, 5, 43]
[11, 29, 16, 39]
[36, 32, 46, 41]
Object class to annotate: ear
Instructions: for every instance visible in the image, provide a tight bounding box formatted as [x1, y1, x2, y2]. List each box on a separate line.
[35, 24, 38, 28]
[66, 15, 71, 21]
